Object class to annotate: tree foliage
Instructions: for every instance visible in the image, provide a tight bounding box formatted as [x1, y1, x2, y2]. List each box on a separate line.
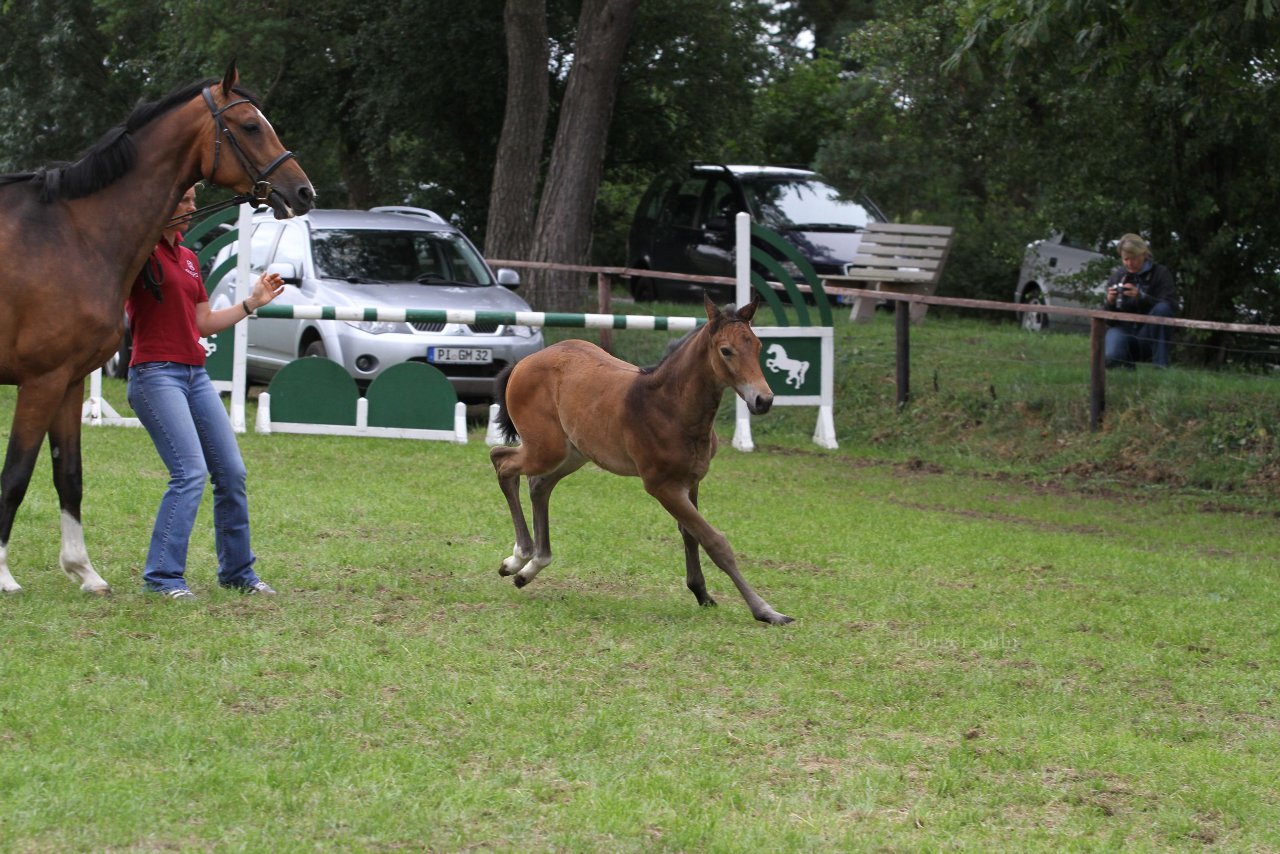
[806, 0, 1280, 330]
[4, 0, 1278, 326]
[961, 0, 1280, 328]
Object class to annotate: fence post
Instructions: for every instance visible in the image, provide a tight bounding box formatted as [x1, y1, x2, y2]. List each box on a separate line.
[895, 299, 910, 409]
[597, 273, 613, 354]
[1090, 317, 1106, 431]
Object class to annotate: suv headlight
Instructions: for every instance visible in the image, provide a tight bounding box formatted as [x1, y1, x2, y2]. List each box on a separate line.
[345, 320, 413, 335]
[508, 324, 537, 338]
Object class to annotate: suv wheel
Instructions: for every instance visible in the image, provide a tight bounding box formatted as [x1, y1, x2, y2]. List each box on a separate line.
[1020, 287, 1049, 332]
[303, 339, 328, 359]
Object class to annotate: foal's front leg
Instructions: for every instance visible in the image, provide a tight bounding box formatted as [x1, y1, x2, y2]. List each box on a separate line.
[680, 483, 715, 607]
[650, 483, 793, 625]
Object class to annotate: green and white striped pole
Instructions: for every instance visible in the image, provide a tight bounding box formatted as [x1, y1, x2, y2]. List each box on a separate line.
[251, 305, 705, 331]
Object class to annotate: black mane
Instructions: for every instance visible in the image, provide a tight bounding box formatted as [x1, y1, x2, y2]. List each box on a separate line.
[640, 300, 751, 374]
[0, 78, 260, 202]
[641, 325, 703, 374]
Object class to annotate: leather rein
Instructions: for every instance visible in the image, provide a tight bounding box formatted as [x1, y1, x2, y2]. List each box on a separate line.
[165, 87, 296, 229]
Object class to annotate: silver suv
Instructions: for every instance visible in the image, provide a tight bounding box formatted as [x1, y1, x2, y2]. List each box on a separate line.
[1014, 233, 1110, 332]
[210, 207, 543, 401]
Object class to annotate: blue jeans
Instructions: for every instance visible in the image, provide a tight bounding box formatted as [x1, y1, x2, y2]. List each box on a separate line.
[127, 362, 260, 592]
[1105, 301, 1176, 368]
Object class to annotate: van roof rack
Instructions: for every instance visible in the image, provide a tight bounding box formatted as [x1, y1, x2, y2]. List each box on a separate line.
[369, 205, 446, 223]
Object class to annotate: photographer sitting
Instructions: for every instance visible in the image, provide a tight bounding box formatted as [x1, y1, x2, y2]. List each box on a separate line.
[1104, 233, 1178, 368]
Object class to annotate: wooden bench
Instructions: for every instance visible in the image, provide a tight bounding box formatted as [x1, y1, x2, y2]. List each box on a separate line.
[820, 222, 956, 325]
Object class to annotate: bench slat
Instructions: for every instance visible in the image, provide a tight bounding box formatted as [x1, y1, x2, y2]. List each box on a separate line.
[861, 236, 953, 250]
[853, 246, 947, 261]
[828, 270, 935, 283]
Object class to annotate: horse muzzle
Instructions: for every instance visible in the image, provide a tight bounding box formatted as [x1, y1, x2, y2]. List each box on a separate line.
[741, 387, 774, 415]
[265, 181, 316, 219]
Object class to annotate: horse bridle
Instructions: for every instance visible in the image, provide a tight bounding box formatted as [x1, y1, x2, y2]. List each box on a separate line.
[166, 87, 297, 228]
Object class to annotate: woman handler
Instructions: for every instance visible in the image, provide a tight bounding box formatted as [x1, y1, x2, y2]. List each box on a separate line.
[127, 185, 285, 599]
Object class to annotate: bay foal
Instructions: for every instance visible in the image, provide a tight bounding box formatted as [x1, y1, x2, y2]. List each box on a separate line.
[491, 293, 793, 625]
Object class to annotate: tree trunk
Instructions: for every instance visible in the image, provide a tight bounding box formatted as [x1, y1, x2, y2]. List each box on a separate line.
[526, 0, 642, 311]
[484, 0, 549, 262]
[338, 124, 378, 210]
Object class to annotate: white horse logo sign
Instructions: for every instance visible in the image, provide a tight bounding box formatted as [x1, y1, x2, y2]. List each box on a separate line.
[764, 342, 808, 389]
[756, 334, 821, 398]
[740, 328, 835, 449]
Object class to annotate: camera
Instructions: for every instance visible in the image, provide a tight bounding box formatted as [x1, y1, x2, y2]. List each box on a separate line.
[1112, 273, 1137, 310]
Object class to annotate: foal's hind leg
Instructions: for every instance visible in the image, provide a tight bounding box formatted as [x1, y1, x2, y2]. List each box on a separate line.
[48, 383, 109, 594]
[513, 460, 584, 587]
[491, 444, 536, 577]
[490, 442, 585, 586]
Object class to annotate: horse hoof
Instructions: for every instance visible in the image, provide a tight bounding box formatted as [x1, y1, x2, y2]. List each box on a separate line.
[83, 585, 112, 597]
[498, 565, 514, 577]
[759, 611, 794, 626]
[2, 586, 22, 595]
[512, 575, 530, 589]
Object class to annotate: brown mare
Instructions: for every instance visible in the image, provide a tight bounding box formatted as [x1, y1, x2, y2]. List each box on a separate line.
[491, 293, 794, 625]
[0, 62, 314, 595]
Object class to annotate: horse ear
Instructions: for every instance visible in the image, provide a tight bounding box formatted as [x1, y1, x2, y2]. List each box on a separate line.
[703, 291, 720, 325]
[220, 59, 240, 97]
[737, 291, 763, 323]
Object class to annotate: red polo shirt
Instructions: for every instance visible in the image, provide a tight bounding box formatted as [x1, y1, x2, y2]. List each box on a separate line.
[126, 233, 209, 367]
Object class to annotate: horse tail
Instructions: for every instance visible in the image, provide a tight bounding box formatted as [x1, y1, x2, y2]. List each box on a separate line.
[493, 364, 520, 444]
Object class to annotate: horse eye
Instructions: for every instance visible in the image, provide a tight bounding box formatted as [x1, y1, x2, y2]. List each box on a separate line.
[719, 346, 734, 358]
[244, 122, 261, 134]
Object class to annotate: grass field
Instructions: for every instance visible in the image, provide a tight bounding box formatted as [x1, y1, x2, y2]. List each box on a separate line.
[2, 313, 1278, 851]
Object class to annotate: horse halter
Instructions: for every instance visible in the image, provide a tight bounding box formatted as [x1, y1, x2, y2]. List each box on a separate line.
[167, 88, 297, 230]
[203, 86, 295, 202]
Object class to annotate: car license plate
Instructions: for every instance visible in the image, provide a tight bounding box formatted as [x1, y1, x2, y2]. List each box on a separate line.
[428, 346, 492, 364]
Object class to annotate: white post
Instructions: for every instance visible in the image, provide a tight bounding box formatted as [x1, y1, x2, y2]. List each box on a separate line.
[84, 369, 104, 425]
[735, 211, 751, 308]
[485, 403, 505, 446]
[732, 211, 755, 451]
[255, 392, 273, 434]
[453, 402, 468, 444]
[229, 203, 253, 433]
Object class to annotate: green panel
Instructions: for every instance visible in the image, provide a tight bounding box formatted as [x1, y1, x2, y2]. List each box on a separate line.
[267, 358, 359, 425]
[196, 229, 238, 270]
[749, 222, 834, 327]
[204, 254, 238, 294]
[200, 227, 240, 383]
[750, 252, 811, 326]
[204, 328, 235, 383]
[748, 273, 791, 326]
[366, 362, 458, 431]
[185, 206, 239, 245]
[758, 335, 824, 397]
